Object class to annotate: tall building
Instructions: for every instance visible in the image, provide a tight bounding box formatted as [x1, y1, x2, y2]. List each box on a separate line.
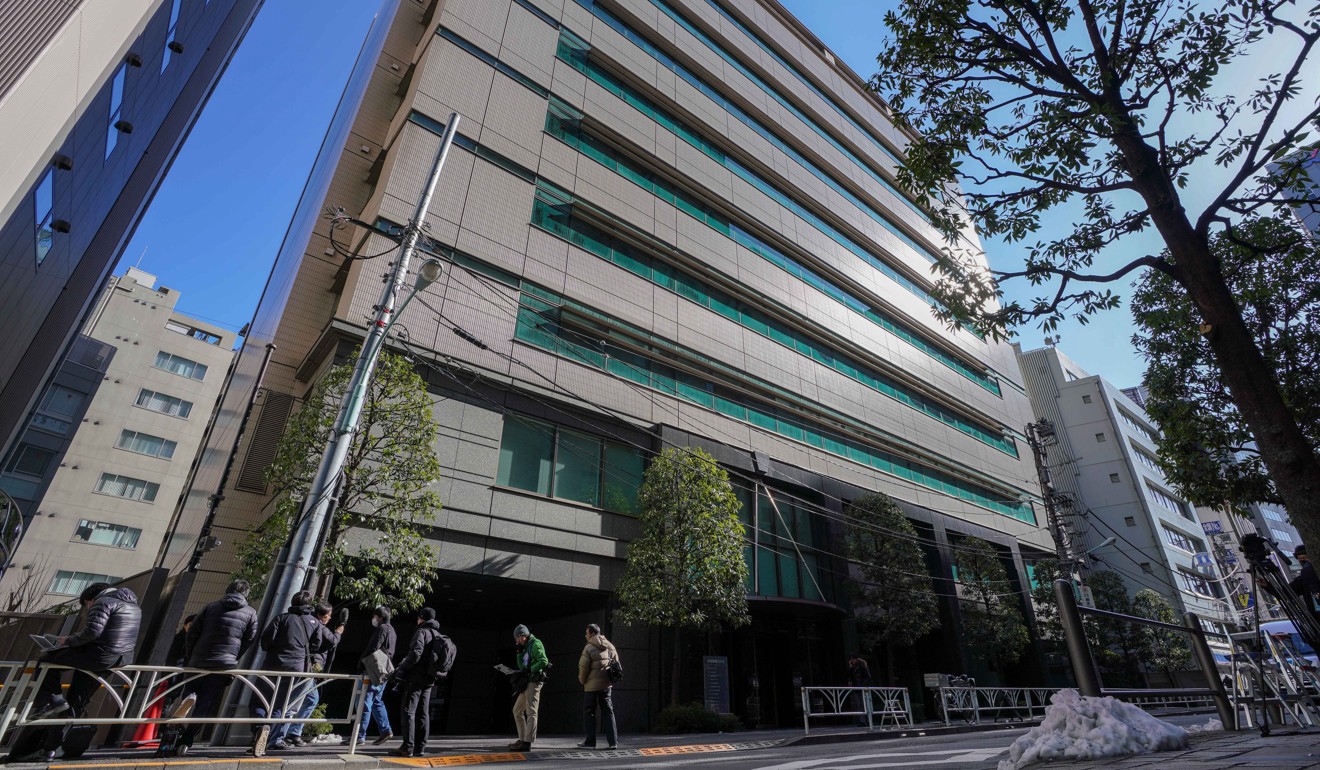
[174, 0, 1052, 730]
[1017, 345, 1233, 636]
[0, 0, 260, 469]
[0, 268, 234, 610]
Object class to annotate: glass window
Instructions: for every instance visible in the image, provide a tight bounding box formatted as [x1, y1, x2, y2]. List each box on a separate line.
[116, 429, 177, 459]
[153, 351, 207, 380]
[603, 443, 644, 514]
[49, 570, 122, 596]
[496, 417, 553, 495]
[1162, 525, 1203, 553]
[34, 169, 54, 265]
[95, 472, 159, 502]
[1272, 528, 1294, 543]
[554, 429, 601, 506]
[107, 65, 126, 158]
[161, 0, 181, 71]
[72, 519, 142, 549]
[135, 388, 193, 418]
[4, 444, 56, 478]
[1177, 569, 1217, 597]
[165, 321, 222, 345]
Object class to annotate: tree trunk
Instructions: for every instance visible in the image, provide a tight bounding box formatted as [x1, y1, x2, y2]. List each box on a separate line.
[671, 626, 683, 707]
[1108, 118, 1320, 552]
[885, 641, 896, 686]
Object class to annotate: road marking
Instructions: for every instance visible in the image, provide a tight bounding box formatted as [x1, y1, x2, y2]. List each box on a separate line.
[757, 747, 1007, 769]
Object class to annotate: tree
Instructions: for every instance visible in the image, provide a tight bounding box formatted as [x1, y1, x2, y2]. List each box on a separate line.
[874, 0, 1320, 550]
[844, 493, 941, 684]
[1132, 589, 1193, 680]
[1131, 215, 1320, 511]
[234, 351, 442, 611]
[615, 446, 750, 705]
[1027, 558, 1069, 645]
[954, 537, 1030, 670]
[1086, 571, 1146, 685]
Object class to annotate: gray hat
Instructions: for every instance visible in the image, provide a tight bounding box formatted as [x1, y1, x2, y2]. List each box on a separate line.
[513, 624, 530, 638]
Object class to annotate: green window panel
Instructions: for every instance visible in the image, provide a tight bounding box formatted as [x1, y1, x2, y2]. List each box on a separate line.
[603, 443, 645, 514]
[495, 414, 644, 514]
[555, 429, 602, 506]
[512, 286, 1034, 523]
[497, 417, 554, 495]
[528, 184, 1015, 455]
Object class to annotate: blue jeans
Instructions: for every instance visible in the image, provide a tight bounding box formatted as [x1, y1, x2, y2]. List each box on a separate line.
[268, 679, 316, 743]
[285, 681, 320, 738]
[357, 682, 392, 741]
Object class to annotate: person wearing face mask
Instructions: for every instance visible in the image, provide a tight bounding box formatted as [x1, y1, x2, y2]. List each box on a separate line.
[357, 606, 396, 746]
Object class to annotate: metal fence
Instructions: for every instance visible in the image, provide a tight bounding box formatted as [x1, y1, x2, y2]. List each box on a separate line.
[935, 686, 1058, 725]
[801, 686, 912, 734]
[1053, 578, 1236, 729]
[0, 662, 368, 753]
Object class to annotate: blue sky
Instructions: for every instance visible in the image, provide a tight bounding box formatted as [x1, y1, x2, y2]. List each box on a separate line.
[122, 0, 1239, 391]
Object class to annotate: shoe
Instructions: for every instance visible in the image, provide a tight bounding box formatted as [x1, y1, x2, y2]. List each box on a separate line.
[412, 750, 427, 757]
[3, 750, 54, 764]
[268, 740, 289, 751]
[171, 693, 197, 720]
[506, 741, 522, 750]
[372, 730, 394, 745]
[286, 736, 306, 747]
[577, 742, 596, 748]
[607, 745, 617, 750]
[30, 700, 69, 720]
[388, 747, 413, 757]
[249, 725, 270, 757]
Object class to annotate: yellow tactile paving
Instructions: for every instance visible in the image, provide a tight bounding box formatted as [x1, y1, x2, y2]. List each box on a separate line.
[382, 753, 527, 767]
[638, 744, 735, 756]
[49, 761, 280, 769]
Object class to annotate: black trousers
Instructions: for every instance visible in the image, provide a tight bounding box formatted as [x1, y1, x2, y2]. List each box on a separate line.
[35, 647, 113, 716]
[400, 681, 433, 754]
[582, 688, 617, 747]
[179, 673, 231, 746]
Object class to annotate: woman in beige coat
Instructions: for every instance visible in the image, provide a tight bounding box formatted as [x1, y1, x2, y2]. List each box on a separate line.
[576, 623, 619, 749]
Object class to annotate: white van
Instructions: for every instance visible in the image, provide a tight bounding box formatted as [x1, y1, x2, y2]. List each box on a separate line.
[1260, 620, 1319, 670]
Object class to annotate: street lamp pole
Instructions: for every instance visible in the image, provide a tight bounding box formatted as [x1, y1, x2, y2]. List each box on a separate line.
[263, 112, 460, 618]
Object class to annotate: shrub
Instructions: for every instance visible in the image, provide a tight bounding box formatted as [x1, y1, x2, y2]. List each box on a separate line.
[653, 702, 743, 734]
[301, 702, 334, 738]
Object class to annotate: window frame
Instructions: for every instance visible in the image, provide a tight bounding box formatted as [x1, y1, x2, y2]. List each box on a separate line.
[94, 472, 160, 503]
[115, 428, 177, 459]
[71, 519, 143, 549]
[152, 351, 208, 381]
[135, 388, 193, 419]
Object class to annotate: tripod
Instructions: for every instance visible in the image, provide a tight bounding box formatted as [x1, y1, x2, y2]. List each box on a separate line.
[1239, 533, 1320, 735]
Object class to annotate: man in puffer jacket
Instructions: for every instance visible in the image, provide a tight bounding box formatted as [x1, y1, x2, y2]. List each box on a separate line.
[576, 624, 619, 750]
[255, 591, 338, 753]
[32, 582, 141, 718]
[168, 579, 258, 754]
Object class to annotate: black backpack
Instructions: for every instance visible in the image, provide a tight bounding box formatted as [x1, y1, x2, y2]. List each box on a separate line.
[606, 655, 623, 684]
[421, 631, 457, 680]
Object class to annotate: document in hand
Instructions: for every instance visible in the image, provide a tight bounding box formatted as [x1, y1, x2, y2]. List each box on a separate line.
[492, 663, 516, 675]
[29, 634, 64, 651]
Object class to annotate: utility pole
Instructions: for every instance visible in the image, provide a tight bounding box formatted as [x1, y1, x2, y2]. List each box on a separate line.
[1025, 419, 1085, 588]
[262, 113, 460, 620]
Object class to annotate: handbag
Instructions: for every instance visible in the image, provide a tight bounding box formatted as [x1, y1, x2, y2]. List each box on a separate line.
[361, 649, 395, 685]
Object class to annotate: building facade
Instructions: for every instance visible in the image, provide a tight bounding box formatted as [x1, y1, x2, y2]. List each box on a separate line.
[1018, 345, 1233, 636]
[0, 268, 234, 610]
[174, 0, 1054, 730]
[0, 0, 259, 469]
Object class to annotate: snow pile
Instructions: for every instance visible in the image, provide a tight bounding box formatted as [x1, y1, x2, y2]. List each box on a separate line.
[997, 689, 1189, 770]
[309, 733, 346, 745]
[1186, 717, 1223, 734]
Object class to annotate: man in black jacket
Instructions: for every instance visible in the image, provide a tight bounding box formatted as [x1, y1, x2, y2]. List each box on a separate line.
[1, 583, 141, 763]
[357, 606, 396, 746]
[167, 579, 258, 754]
[388, 608, 441, 758]
[258, 591, 339, 752]
[282, 602, 343, 747]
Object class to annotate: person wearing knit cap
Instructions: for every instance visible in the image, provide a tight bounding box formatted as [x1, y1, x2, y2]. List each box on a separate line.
[507, 624, 548, 752]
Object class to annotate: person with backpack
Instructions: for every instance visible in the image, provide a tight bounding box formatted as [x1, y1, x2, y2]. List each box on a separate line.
[576, 623, 619, 750]
[388, 607, 452, 757]
[357, 606, 397, 746]
[507, 624, 548, 753]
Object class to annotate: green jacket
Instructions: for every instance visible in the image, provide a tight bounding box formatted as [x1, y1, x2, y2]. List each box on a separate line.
[517, 633, 549, 676]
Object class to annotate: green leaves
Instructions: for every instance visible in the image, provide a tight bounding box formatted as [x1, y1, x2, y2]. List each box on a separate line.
[844, 493, 941, 654]
[954, 537, 1030, 668]
[233, 351, 442, 611]
[1132, 589, 1194, 674]
[614, 447, 749, 632]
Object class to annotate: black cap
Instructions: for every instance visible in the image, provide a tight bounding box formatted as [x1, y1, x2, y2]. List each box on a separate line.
[418, 607, 436, 622]
[1296, 544, 1307, 558]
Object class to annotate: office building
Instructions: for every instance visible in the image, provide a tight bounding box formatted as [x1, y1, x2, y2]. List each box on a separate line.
[174, 0, 1052, 729]
[0, 268, 234, 610]
[1018, 345, 1233, 636]
[0, 0, 259, 470]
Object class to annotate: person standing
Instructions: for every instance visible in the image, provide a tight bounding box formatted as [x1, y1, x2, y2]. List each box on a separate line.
[1, 583, 141, 763]
[281, 602, 342, 748]
[357, 606, 396, 746]
[507, 624, 548, 752]
[847, 654, 871, 687]
[165, 614, 197, 667]
[1291, 544, 1320, 621]
[253, 591, 334, 754]
[167, 580, 258, 755]
[576, 624, 618, 750]
[388, 608, 442, 758]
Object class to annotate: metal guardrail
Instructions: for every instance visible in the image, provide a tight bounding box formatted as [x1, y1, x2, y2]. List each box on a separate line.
[0, 662, 368, 753]
[935, 686, 1058, 725]
[1053, 578, 1237, 729]
[801, 686, 912, 734]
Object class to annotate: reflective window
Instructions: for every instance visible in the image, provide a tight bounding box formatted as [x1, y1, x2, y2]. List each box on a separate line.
[34, 169, 53, 265]
[95, 472, 159, 502]
[72, 519, 142, 549]
[135, 388, 193, 418]
[116, 429, 177, 459]
[162, 0, 181, 71]
[107, 65, 126, 158]
[49, 570, 122, 596]
[4, 444, 56, 478]
[153, 351, 208, 381]
[496, 415, 644, 514]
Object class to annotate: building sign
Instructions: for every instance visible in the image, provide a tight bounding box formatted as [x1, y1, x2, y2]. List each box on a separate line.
[1193, 552, 1215, 574]
[703, 656, 730, 714]
[1202, 521, 1223, 535]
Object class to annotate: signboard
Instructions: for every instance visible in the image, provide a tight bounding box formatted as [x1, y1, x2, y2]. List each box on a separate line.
[1212, 532, 1234, 545]
[1193, 552, 1215, 574]
[703, 656, 730, 714]
[1201, 521, 1223, 535]
[1077, 585, 1095, 608]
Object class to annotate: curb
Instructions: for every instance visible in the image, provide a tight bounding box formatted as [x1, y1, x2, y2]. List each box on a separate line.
[786, 719, 1040, 746]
